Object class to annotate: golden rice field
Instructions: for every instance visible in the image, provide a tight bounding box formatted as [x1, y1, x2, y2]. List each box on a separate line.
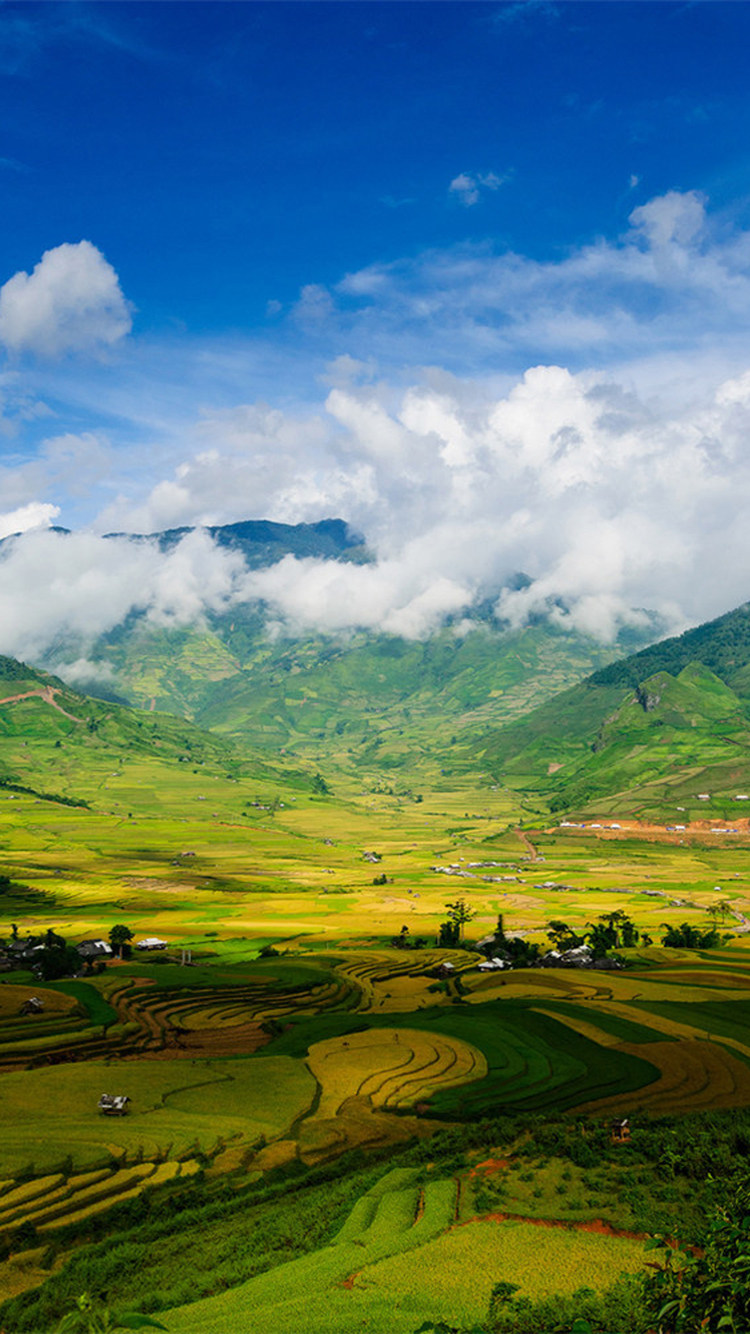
[332, 951, 469, 1012]
[580, 1038, 750, 1116]
[0, 1158, 201, 1242]
[307, 1027, 487, 1114]
[346, 1217, 647, 1314]
[0, 986, 78, 1021]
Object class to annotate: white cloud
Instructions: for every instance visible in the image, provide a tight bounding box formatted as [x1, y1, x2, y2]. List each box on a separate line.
[0, 241, 132, 357]
[449, 171, 505, 207]
[55, 657, 116, 687]
[0, 528, 247, 664]
[0, 501, 59, 540]
[317, 189, 750, 376]
[35, 353, 750, 652]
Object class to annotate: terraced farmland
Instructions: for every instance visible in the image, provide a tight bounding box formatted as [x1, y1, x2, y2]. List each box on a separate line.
[308, 1027, 486, 1113]
[162, 1165, 648, 1334]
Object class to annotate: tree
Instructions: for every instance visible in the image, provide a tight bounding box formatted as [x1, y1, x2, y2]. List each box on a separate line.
[438, 919, 460, 948]
[620, 915, 639, 948]
[642, 1178, 750, 1332]
[311, 773, 330, 795]
[547, 920, 584, 951]
[585, 920, 614, 959]
[661, 920, 720, 949]
[586, 911, 639, 956]
[444, 898, 476, 943]
[38, 942, 82, 981]
[109, 924, 134, 958]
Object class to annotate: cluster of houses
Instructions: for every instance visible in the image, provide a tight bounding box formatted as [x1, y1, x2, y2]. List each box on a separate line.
[476, 943, 621, 972]
[0, 930, 69, 971]
[0, 931, 169, 975]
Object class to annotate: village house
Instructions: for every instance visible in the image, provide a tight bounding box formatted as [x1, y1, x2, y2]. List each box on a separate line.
[77, 939, 114, 961]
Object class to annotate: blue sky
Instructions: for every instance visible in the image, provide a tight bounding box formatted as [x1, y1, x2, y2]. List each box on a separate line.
[3, 0, 750, 661]
[3, 2, 750, 335]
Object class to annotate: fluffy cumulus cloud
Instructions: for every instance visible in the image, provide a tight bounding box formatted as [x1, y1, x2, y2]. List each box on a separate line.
[0, 241, 132, 357]
[7, 358, 750, 655]
[330, 190, 750, 375]
[0, 501, 60, 541]
[228, 364, 750, 641]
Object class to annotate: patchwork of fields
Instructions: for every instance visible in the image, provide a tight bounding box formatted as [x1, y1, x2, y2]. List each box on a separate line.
[3, 718, 750, 1331]
[3, 937, 750, 1246]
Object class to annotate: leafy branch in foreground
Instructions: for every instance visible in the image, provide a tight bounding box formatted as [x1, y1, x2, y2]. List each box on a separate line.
[56, 1293, 167, 1334]
[642, 1176, 750, 1332]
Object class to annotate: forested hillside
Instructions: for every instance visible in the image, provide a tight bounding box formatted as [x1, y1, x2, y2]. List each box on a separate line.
[479, 602, 750, 818]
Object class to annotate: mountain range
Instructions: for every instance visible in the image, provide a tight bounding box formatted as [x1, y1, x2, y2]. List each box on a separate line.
[5, 517, 750, 819]
[33, 519, 645, 783]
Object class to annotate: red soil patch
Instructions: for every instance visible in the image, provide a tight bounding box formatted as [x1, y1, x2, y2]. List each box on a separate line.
[470, 1156, 510, 1178]
[548, 817, 750, 843]
[458, 1210, 650, 1242]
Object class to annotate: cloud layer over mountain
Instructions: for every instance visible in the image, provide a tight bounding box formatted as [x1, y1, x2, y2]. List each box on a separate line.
[3, 190, 750, 661]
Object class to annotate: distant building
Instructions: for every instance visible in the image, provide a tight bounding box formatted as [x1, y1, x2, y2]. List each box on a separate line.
[136, 937, 168, 951]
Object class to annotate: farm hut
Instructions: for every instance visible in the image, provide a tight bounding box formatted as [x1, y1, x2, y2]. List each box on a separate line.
[98, 1093, 130, 1116]
[136, 937, 168, 951]
[19, 996, 44, 1015]
[610, 1117, 630, 1144]
[434, 961, 456, 979]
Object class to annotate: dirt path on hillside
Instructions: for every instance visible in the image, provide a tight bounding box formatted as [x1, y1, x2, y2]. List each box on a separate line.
[0, 685, 83, 723]
[515, 827, 539, 860]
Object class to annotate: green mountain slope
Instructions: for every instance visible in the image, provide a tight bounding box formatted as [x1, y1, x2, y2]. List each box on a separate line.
[30, 515, 652, 785]
[0, 653, 292, 811]
[78, 610, 633, 784]
[106, 516, 367, 565]
[478, 602, 750, 818]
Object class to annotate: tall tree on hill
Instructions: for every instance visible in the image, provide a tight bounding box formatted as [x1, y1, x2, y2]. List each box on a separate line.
[445, 898, 476, 943]
[109, 924, 134, 958]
